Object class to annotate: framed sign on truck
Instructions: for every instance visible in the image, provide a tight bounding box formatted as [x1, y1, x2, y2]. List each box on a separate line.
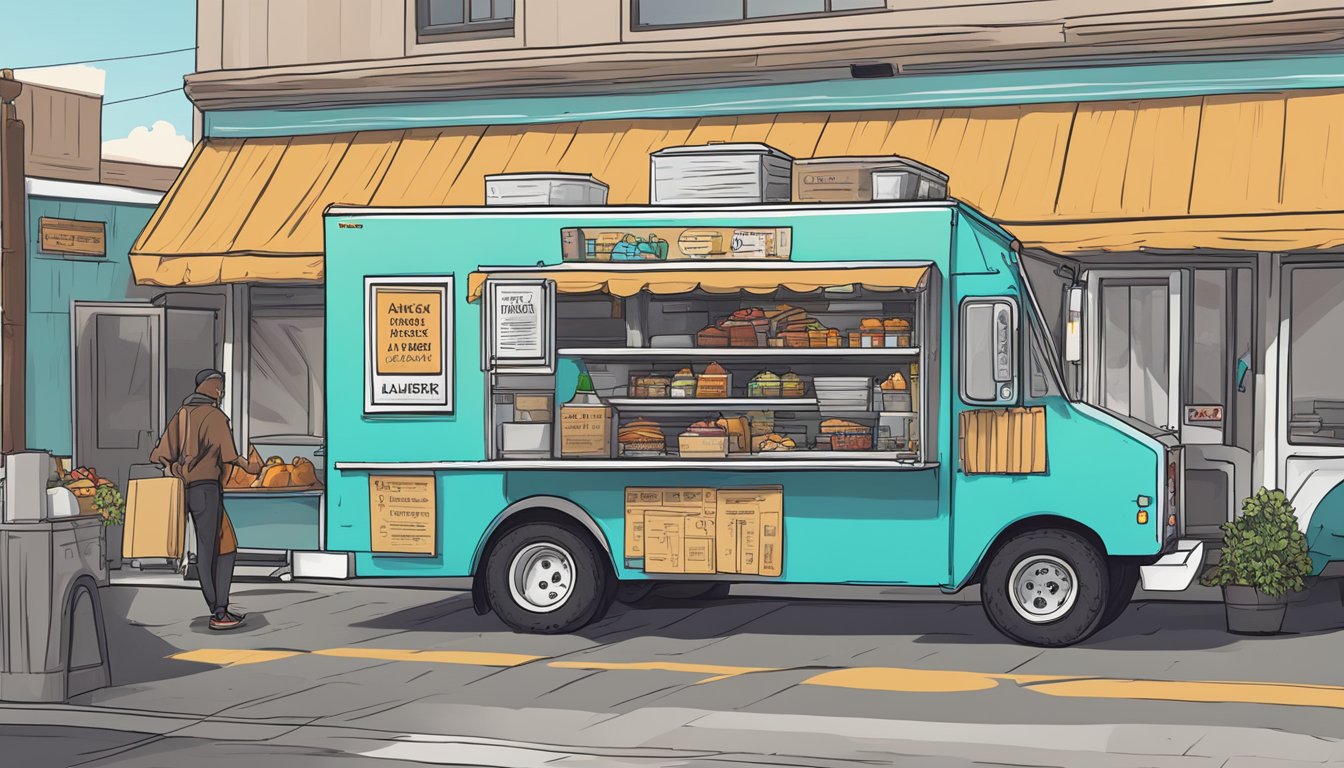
[482, 278, 555, 374]
[364, 276, 454, 414]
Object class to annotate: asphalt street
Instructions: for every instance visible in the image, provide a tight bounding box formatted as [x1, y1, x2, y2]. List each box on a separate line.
[4, 574, 1344, 766]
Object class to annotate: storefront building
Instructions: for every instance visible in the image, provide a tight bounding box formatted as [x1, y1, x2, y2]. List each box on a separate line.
[122, 1, 1344, 573]
[1, 74, 179, 489]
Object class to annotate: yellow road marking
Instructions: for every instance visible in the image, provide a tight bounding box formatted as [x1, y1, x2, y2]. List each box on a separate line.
[804, 667, 1002, 693]
[310, 648, 542, 667]
[1023, 677, 1344, 710]
[170, 649, 302, 667]
[171, 648, 1344, 710]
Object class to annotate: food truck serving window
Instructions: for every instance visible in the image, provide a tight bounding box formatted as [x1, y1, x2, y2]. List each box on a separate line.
[477, 264, 936, 466]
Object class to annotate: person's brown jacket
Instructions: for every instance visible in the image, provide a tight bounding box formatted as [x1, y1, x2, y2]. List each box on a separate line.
[150, 394, 241, 486]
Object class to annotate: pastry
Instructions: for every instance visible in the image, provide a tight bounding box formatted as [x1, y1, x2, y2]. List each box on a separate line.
[755, 433, 798, 452]
[880, 372, 908, 391]
[291, 456, 318, 486]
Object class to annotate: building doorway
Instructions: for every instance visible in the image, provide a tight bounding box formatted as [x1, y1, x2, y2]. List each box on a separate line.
[1081, 266, 1253, 538]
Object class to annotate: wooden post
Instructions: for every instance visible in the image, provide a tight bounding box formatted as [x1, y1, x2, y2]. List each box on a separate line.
[0, 69, 26, 453]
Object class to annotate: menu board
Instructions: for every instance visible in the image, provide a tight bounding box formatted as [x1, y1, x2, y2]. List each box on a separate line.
[485, 279, 554, 372]
[561, 227, 791, 261]
[365, 276, 453, 413]
[369, 475, 437, 555]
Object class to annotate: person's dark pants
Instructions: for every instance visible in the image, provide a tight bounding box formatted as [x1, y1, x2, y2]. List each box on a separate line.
[186, 480, 236, 615]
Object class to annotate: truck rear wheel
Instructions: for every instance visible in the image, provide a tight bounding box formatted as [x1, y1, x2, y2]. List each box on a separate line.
[981, 529, 1109, 647]
[484, 522, 612, 634]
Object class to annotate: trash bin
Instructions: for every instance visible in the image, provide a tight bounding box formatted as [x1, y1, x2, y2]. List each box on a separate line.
[0, 452, 111, 702]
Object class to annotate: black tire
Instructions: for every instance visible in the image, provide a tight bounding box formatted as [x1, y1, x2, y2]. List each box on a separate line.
[981, 529, 1109, 647]
[483, 522, 613, 634]
[1096, 562, 1140, 632]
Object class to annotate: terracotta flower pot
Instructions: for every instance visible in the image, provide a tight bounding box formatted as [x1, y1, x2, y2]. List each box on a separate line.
[1222, 584, 1288, 635]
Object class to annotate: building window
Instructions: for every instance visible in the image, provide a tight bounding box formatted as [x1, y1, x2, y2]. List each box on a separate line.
[1188, 269, 1228, 408]
[634, 0, 884, 29]
[1098, 282, 1170, 429]
[249, 307, 324, 441]
[417, 0, 514, 39]
[1289, 266, 1344, 445]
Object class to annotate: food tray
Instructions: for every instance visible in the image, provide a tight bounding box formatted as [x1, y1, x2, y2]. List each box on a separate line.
[830, 432, 874, 451]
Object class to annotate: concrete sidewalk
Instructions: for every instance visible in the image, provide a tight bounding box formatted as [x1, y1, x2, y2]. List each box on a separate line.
[5, 697, 1344, 767]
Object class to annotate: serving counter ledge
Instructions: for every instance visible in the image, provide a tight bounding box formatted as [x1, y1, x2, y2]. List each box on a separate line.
[334, 458, 935, 471]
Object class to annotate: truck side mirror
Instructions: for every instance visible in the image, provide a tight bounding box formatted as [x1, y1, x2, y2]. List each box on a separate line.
[1065, 285, 1083, 363]
[960, 297, 1019, 405]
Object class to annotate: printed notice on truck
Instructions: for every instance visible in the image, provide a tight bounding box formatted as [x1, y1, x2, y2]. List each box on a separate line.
[369, 475, 436, 555]
[485, 279, 554, 373]
[364, 276, 454, 413]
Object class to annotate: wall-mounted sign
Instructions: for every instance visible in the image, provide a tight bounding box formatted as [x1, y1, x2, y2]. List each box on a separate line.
[369, 475, 436, 555]
[364, 276, 453, 413]
[1185, 405, 1224, 423]
[40, 217, 105, 257]
[561, 226, 791, 262]
[484, 279, 555, 373]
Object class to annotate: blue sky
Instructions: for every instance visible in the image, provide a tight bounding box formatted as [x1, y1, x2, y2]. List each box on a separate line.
[2, 0, 196, 164]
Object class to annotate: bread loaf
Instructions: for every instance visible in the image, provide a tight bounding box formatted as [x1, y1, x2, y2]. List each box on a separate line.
[258, 464, 291, 489]
[290, 457, 317, 486]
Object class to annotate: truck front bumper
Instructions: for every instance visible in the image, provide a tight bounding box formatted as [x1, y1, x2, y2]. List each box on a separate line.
[1138, 539, 1205, 592]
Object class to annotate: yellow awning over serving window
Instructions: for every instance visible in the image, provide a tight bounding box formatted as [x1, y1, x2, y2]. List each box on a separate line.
[131, 86, 1344, 287]
[466, 265, 930, 302]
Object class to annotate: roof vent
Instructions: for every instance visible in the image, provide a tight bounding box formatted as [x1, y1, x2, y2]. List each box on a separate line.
[650, 143, 793, 205]
[484, 173, 608, 206]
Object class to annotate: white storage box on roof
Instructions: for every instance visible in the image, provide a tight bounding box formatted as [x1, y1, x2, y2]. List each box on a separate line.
[650, 143, 793, 204]
[793, 156, 949, 202]
[485, 173, 609, 206]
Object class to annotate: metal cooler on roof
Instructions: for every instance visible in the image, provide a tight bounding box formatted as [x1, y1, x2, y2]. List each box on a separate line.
[650, 143, 793, 204]
[793, 156, 949, 202]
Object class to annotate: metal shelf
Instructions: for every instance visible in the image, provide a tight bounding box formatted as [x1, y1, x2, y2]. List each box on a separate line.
[606, 397, 818, 410]
[558, 347, 919, 359]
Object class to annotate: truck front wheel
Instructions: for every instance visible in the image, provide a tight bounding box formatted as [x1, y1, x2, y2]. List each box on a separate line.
[484, 522, 613, 634]
[981, 529, 1109, 647]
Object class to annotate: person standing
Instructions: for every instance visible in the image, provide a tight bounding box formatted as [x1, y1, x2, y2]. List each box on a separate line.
[151, 369, 262, 630]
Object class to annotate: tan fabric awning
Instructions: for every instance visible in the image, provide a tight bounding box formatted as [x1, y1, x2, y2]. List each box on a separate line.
[467, 265, 929, 302]
[131, 86, 1344, 286]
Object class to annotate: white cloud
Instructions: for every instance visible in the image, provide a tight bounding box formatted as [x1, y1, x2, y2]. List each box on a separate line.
[13, 64, 106, 96]
[102, 120, 193, 167]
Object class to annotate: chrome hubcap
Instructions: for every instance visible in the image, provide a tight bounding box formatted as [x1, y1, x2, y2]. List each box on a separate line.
[508, 543, 574, 614]
[1008, 555, 1078, 623]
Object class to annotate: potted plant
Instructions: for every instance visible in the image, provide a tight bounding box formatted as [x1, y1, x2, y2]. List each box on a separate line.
[1203, 487, 1313, 634]
[94, 483, 126, 570]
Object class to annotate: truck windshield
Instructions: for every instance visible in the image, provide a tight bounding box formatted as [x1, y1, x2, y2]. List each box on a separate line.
[1020, 269, 1072, 401]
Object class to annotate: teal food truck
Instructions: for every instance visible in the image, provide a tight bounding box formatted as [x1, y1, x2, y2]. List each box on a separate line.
[323, 200, 1203, 647]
